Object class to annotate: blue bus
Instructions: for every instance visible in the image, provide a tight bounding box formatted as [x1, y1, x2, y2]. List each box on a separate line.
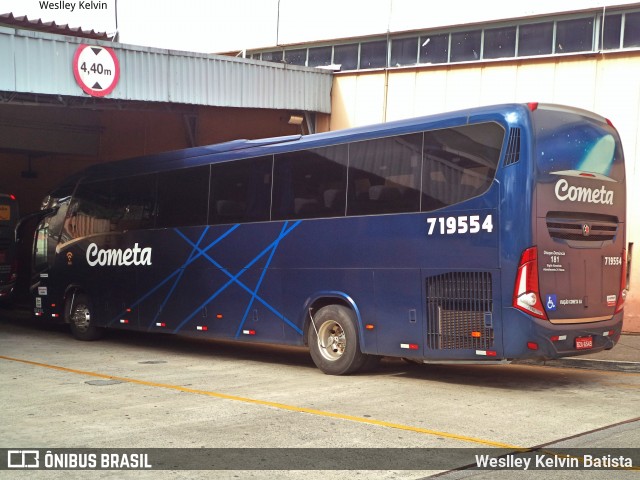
[0, 191, 19, 304]
[31, 103, 627, 374]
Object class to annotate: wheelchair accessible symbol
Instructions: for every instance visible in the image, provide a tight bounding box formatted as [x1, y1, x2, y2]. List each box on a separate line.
[546, 294, 557, 311]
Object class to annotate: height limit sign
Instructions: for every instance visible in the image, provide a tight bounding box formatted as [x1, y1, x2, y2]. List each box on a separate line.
[73, 45, 120, 97]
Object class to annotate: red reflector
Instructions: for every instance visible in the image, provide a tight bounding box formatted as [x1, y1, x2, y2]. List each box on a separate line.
[477, 349, 498, 357]
[9, 194, 16, 201]
[365, 324, 375, 330]
[527, 342, 539, 350]
[197, 326, 208, 331]
[126, 308, 132, 313]
[550, 336, 559, 342]
[51, 304, 56, 308]
[243, 329, 256, 335]
[409, 344, 419, 350]
[615, 249, 627, 314]
[527, 102, 539, 111]
[155, 322, 166, 327]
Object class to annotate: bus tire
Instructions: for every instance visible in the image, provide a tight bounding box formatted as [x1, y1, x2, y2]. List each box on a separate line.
[68, 294, 104, 341]
[308, 305, 368, 375]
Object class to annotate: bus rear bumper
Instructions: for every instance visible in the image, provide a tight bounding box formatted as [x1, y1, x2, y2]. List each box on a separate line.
[503, 310, 623, 361]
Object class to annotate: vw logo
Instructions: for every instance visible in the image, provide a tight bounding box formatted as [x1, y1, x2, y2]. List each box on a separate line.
[582, 224, 591, 237]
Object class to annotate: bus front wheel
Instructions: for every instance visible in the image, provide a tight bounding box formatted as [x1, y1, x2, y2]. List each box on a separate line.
[308, 305, 368, 375]
[68, 294, 104, 341]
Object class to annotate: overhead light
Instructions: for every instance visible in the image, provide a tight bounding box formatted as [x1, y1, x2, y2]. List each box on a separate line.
[288, 115, 303, 126]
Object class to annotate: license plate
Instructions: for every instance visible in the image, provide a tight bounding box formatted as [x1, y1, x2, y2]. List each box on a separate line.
[575, 336, 593, 350]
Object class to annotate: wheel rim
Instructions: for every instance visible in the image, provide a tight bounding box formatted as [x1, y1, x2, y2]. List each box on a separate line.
[71, 303, 91, 332]
[317, 319, 346, 361]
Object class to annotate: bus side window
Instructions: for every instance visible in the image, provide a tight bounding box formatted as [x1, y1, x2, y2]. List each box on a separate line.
[347, 133, 422, 216]
[209, 156, 272, 225]
[422, 123, 503, 211]
[156, 166, 209, 228]
[66, 180, 113, 240]
[273, 145, 347, 221]
[110, 174, 157, 232]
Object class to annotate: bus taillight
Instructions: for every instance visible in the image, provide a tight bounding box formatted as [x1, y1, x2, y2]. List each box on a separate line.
[615, 249, 627, 314]
[513, 246, 548, 320]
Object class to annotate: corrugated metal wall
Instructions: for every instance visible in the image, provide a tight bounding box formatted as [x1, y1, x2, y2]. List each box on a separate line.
[0, 26, 332, 113]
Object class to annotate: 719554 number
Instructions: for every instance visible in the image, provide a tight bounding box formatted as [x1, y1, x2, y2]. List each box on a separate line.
[604, 256, 622, 266]
[427, 214, 494, 236]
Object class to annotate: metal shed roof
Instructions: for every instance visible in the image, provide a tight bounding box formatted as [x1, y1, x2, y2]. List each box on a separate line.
[0, 12, 109, 40]
[0, 25, 332, 113]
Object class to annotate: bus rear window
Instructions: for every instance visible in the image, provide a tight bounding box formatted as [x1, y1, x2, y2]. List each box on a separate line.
[533, 107, 624, 183]
[422, 122, 504, 210]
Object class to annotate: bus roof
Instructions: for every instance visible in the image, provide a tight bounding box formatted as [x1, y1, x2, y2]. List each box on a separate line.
[55, 102, 591, 188]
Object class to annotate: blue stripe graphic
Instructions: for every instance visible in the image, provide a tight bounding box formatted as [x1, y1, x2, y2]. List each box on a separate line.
[108, 224, 240, 327]
[172, 221, 302, 334]
[150, 226, 210, 328]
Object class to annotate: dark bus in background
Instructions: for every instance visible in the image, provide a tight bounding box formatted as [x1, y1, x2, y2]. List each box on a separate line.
[30, 103, 627, 374]
[0, 191, 19, 304]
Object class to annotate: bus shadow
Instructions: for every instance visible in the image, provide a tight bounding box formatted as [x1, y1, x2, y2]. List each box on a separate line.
[1, 308, 600, 391]
[373, 357, 601, 391]
[107, 329, 598, 392]
[108, 328, 318, 369]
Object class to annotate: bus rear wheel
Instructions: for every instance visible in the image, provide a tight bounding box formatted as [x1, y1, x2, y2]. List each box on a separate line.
[68, 294, 104, 341]
[308, 305, 370, 375]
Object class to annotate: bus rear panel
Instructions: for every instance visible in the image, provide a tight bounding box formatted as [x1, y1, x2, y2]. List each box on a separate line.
[508, 104, 626, 359]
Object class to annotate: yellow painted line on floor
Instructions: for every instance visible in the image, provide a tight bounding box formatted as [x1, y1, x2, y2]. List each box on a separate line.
[1, 354, 522, 450]
[519, 363, 640, 377]
[600, 381, 640, 389]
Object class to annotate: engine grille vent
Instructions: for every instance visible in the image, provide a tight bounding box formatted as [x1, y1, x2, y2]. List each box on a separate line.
[503, 128, 521, 166]
[426, 271, 493, 350]
[546, 212, 618, 247]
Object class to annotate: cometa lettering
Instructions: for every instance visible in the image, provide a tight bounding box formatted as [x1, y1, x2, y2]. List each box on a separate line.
[86, 243, 152, 267]
[554, 179, 614, 205]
